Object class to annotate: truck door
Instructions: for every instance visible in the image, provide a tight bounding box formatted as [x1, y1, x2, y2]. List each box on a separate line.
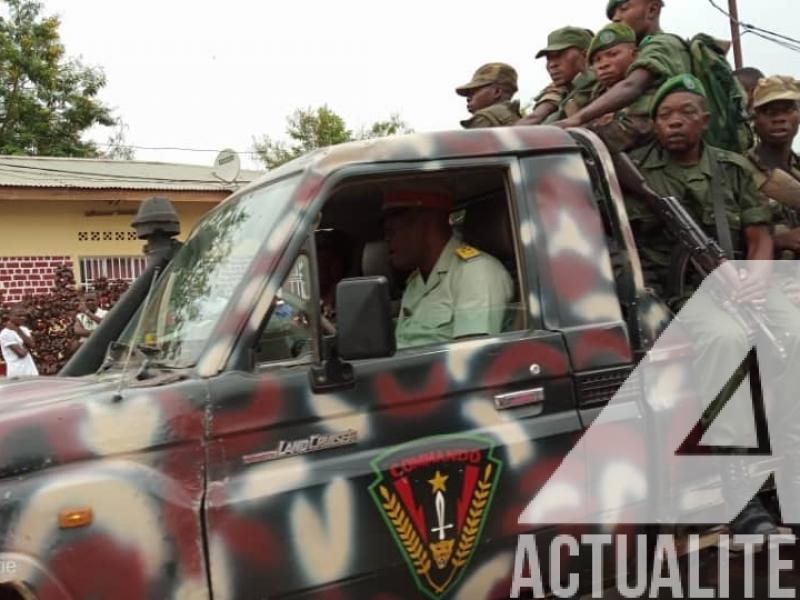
[204, 159, 587, 599]
[519, 151, 650, 558]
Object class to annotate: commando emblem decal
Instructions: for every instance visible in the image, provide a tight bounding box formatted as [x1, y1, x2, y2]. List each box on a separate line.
[369, 435, 502, 599]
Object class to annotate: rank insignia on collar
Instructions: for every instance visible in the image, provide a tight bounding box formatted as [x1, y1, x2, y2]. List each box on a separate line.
[455, 245, 480, 261]
[369, 435, 503, 599]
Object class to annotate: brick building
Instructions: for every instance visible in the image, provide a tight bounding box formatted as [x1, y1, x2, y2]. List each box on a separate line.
[0, 256, 74, 300]
[0, 155, 261, 303]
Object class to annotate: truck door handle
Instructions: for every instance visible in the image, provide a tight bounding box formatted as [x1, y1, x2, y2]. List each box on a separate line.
[493, 387, 545, 411]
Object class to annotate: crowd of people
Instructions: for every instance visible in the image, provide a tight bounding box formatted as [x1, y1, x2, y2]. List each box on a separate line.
[0, 292, 107, 378]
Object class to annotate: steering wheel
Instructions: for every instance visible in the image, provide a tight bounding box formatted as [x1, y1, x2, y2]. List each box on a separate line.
[279, 290, 336, 336]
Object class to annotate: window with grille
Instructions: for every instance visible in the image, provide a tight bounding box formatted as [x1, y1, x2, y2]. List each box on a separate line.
[79, 256, 147, 289]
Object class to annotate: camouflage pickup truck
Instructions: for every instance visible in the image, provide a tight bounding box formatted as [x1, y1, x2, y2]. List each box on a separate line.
[0, 127, 679, 599]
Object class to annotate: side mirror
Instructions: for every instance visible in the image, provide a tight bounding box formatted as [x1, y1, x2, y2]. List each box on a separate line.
[336, 276, 396, 360]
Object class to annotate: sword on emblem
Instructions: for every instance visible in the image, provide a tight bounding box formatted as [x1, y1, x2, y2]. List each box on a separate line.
[431, 491, 453, 540]
[429, 490, 455, 569]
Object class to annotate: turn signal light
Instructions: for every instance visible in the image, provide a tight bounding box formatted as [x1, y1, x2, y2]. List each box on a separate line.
[58, 507, 93, 529]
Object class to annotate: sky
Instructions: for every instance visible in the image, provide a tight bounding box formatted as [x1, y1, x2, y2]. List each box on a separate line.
[41, 0, 800, 170]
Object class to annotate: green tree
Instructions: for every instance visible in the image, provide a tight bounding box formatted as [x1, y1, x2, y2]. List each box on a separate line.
[0, 0, 115, 156]
[102, 118, 135, 160]
[253, 106, 412, 170]
[356, 113, 413, 140]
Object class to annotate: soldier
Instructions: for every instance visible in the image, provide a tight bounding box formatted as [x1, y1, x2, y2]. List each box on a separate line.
[519, 26, 595, 125]
[555, 0, 690, 137]
[733, 67, 765, 114]
[745, 76, 800, 259]
[583, 22, 654, 152]
[627, 75, 800, 537]
[627, 75, 773, 300]
[455, 63, 522, 129]
[381, 190, 513, 349]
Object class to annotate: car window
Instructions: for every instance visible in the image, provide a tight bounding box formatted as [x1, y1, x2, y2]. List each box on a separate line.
[252, 165, 531, 368]
[254, 255, 315, 365]
[325, 166, 527, 353]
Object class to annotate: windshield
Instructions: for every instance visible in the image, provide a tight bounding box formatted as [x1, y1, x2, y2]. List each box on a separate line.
[113, 175, 300, 369]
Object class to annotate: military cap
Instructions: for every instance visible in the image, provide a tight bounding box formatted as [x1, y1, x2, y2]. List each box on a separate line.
[535, 27, 594, 59]
[588, 23, 637, 61]
[752, 75, 800, 110]
[455, 63, 518, 96]
[382, 190, 453, 213]
[606, 0, 626, 18]
[607, 0, 664, 19]
[650, 73, 707, 117]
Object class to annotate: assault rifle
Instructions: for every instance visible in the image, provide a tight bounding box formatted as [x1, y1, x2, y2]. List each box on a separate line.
[612, 153, 788, 364]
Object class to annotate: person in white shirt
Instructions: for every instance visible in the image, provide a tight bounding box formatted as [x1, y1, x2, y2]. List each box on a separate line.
[0, 304, 38, 377]
[74, 292, 108, 343]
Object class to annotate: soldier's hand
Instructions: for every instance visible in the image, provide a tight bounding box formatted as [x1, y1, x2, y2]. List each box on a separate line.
[518, 114, 543, 126]
[774, 228, 800, 253]
[553, 116, 582, 129]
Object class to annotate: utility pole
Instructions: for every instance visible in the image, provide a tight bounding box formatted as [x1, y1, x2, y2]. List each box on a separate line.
[728, 0, 744, 69]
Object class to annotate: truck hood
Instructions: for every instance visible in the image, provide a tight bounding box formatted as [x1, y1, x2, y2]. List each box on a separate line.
[0, 375, 119, 413]
[0, 372, 204, 481]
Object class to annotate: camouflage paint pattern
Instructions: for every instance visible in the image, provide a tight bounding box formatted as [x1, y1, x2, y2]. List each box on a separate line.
[0, 127, 668, 598]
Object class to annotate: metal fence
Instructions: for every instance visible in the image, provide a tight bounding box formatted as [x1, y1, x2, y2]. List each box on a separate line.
[79, 256, 147, 290]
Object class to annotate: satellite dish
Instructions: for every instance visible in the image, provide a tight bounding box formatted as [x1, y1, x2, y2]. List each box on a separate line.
[212, 149, 241, 183]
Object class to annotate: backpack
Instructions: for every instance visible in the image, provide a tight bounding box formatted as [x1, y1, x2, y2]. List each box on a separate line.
[679, 33, 753, 153]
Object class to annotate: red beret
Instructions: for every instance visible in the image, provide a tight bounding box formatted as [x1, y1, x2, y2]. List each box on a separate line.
[382, 190, 453, 212]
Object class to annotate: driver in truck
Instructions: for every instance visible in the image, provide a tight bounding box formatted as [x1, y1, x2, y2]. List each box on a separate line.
[381, 189, 513, 350]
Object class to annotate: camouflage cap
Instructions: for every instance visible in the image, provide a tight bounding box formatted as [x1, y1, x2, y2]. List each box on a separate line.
[651, 73, 707, 116]
[455, 63, 518, 96]
[535, 27, 594, 59]
[752, 75, 800, 110]
[588, 23, 637, 61]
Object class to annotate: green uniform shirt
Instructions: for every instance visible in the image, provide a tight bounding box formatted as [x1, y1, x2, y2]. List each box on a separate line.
[538, 71, 597, 123]
[626, 32, 692, 118]
[745, 148, 800, 251]
[583, 82, 655, 152]
[395, 236, 513, 349]
[626, 142, 772, 294]
[533, 82, 570, 111]
[461, 100, 522, 129]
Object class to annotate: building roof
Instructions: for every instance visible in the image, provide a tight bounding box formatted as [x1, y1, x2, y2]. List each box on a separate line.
[0, 155, 263, 192]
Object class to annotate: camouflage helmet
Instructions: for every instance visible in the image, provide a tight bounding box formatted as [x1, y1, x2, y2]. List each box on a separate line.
[752, 75, 800, 110]
[455, 63, 518, 97]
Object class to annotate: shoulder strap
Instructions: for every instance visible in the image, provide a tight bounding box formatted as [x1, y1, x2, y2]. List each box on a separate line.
[475, 106, 504, 127]
[708, 150, 735, 259]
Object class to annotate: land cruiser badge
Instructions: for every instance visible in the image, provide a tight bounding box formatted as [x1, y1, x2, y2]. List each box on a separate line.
[369, 435, 502, 599]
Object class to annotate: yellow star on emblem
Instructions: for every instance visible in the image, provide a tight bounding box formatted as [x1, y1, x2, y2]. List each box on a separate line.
[428, 470, 449, 493]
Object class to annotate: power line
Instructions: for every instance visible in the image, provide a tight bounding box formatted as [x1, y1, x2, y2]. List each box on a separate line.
[0, 161, 254, 185]
[95, 142, 262, 156]
[741, 29, 800, 54]
[707, 0, 800, 54]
